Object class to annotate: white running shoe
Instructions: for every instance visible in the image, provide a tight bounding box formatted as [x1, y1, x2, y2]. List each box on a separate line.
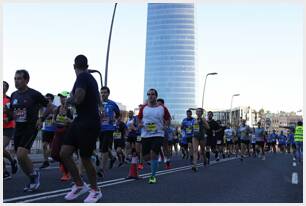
[84, 189, 103, 203]
[64, 183, 89, 201]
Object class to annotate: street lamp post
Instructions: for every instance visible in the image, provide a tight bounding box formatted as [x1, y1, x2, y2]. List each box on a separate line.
[104, 3, 118, 87]
[88, 69, 103, 89]
[201, 72, 218, 110]
[230, 93, 240, 125]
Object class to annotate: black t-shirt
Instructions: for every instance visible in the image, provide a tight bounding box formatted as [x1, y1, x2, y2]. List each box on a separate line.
[207, 119, 220, 139]
[216, 125, 226, 141]
[10, 88, 48, 124]
[71, 72, 100, 123]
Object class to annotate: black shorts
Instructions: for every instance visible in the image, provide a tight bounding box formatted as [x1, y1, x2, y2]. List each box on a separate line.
[292, 144, 296, 149]
[226, 140, 233, 145]
[241, 140, 250, 145]
[114, 139, 125, 150]
[256, 141, 265, 147]
[63, 120, 100, 158]
[186, 137, 193, 143]
[14, 123, 38, 151]
[142, 137, 163, 156]
[173, 139, 179, 144]
[207, 136, 217, 147]
[168, 140, 174, 145]
[3, 128, 15, 138]
[42, 130, 55, 143]
[180, 143, 188, 150]
[127, 136, 136, 144]
[99, 131, 114, 153]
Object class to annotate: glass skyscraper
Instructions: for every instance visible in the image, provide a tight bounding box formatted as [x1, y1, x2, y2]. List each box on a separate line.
[143, 3, 196, 122]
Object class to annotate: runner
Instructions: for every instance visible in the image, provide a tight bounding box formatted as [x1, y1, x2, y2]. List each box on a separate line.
[286, 129, 295, 154]
[40, 93, 57, 169]
[10, 69, 50, 191]
[206, 111, 220, 164]
[294, 121, 303, 163]
[277, 131, 287, 153]
[50, 91, 73, 181]
[60, 55, 102, 202]
[113, 115, 127, 167]
[157, 98, 172, 169]
[181, 109, 195, 163]
[179, 129, 189, 159]
[267, 129, 278, 153]
[224, 123, 234, 157]
[166, 125, 176, 158]
[251, 127, 257, 157]
[126, 111, 138, 160]
[192, 108, 209, 171]
[173, 126, 180, 155]
[215, 120, 226, 161]
[97, 86, 120, 176]
[135, 104, 144, 170]
[255, 121, 266, 160]
[3, 81, 18, 180]
[138, 88, 171, 184]
[238, 119, 251, 161]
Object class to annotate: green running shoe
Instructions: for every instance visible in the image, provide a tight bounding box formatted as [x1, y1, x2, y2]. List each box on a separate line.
[148, 176, 157, 184]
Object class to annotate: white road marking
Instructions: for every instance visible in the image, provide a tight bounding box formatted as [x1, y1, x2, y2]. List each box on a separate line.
[292, 172, 298, 184]
[5, 157, 238, 203]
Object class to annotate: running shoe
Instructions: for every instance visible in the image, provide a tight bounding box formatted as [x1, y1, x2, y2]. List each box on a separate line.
[24, 170, 40, 192]
[84, 189, 103, 203]
[64, 183, 90, 201]
[137, 163, 144, 170]
[61, 173, 71, 181]
[148, 176, 157, 184]
[97, 169, 105, 179]
[11, 159, 18, 174]
[191, 166, 197, 172]
[39, 161, 50, 169]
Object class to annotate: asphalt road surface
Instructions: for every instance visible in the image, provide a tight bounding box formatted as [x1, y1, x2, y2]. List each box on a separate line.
[3, 152, 303, 203]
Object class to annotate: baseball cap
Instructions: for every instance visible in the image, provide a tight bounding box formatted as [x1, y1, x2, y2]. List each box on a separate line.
[58, 91, 70, 97]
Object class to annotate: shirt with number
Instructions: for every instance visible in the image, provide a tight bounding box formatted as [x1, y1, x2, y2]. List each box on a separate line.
[138, 104, 171, 138]
[181, 117, 196, 138]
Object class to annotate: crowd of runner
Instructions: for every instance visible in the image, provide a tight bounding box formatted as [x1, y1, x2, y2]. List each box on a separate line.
[3, 55, 304, 203]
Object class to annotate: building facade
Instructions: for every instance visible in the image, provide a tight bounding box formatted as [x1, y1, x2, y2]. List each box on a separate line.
[143, 3, 196, 122]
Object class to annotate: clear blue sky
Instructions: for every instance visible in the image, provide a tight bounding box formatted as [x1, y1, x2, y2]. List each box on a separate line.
[3, 2, 303, 113]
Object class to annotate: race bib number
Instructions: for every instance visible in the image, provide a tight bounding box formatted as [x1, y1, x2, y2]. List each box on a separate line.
[186, 127, 192, 134]
[45, 119, 53, 127]
[193, 124, 200, 132]
[146, 123, 157, 133]
[217, 140, 222, 144]
[137, 136, 142, 142]
[56, 115, 66, 124]
[113, 131, 121, 140]
[15, 108, 27, 122]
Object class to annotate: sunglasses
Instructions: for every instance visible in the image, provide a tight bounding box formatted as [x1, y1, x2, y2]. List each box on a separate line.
[147, 93, 156, 96]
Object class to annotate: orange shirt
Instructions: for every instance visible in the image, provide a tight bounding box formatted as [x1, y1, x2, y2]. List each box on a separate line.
[3, 96, 15, 128]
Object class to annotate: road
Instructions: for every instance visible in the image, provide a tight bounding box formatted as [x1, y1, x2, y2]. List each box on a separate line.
[3, 152, 303, 203]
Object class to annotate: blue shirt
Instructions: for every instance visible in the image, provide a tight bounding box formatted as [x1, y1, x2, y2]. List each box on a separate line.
[100, 99, 120, 131]
[287, 133, 295, 144]
[268, 133, 278, 143]
[278, 134, 287, 145]
[72, 72, 100, 124]
[181, 117, 195, 138]
[255, 128, 265, 142]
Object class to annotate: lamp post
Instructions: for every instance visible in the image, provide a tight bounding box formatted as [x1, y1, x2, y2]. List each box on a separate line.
[88, 69, 103, 89]
[201, 72, 218, 110]
[230, 93, 240, 125]
[104, 3, 118, 87]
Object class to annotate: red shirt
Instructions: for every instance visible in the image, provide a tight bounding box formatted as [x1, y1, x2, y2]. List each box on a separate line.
[3, 96, 15, 128]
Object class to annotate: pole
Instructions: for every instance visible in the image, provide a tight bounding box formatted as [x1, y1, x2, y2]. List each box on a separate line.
[88, 69, 103, 89]
[104, 3, 117, 87]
